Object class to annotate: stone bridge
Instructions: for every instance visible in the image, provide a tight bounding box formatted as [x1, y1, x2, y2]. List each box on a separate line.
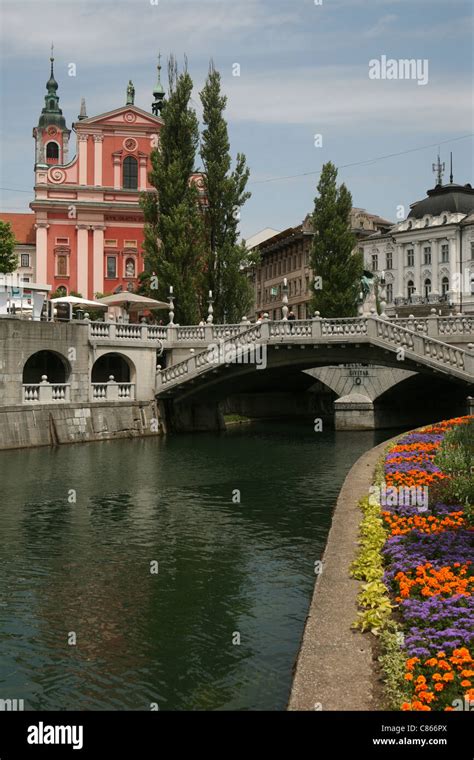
[155, 315, 474, 431]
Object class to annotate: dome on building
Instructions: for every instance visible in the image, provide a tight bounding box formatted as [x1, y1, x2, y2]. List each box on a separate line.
[408, 182, 474, 219]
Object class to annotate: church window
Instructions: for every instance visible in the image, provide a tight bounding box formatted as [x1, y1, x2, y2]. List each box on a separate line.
[21, 254, 30, 267]
[106, 257, 117, 278]
[441, 277, 449, 296]
[371, 253, 378, 272]
[56, 254, 68, 276]
[123, 156, 138, 190]
[46, 142, 59, 160]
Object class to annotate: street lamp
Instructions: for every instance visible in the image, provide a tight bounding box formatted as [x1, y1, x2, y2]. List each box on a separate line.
[282, 277, 289, 320]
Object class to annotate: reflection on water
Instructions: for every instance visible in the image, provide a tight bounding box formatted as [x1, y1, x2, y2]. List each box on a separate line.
[0, 422, 393, 710]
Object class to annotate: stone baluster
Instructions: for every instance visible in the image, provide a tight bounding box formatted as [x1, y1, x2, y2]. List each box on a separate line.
[39, 375, 52, 403]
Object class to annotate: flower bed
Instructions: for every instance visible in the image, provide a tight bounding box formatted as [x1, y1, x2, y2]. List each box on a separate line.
[352, 415, 474, 711]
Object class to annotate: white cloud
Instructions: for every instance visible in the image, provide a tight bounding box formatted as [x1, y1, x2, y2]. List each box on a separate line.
[222, 65, 472, 134]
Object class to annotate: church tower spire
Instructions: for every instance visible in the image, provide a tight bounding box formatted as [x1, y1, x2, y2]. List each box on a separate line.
[33, 46, 71, 167]
[152, 53, 165, 116]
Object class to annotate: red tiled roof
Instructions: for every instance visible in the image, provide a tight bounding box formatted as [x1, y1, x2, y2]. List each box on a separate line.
[0, 213, 36, 244]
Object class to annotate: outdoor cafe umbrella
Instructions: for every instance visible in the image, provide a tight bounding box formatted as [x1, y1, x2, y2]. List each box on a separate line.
[50, 295, 108, 320]
[98, 293, 169, 311]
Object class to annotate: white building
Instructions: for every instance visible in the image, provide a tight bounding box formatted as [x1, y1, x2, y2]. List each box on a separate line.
[361, 176, 474, 314]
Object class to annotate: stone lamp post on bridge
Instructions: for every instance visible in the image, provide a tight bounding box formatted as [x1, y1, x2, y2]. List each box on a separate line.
[168, 286, 175, 325]
[282, 277, 289, 320]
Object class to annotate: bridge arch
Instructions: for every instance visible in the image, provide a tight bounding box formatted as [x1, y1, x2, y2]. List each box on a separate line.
[91, 352, 136, 383]
[22, 350, 71, 384]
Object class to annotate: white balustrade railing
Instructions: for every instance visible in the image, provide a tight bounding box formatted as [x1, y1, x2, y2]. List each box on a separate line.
[22, 382, 70, 404]
[90, 381, 135, 401]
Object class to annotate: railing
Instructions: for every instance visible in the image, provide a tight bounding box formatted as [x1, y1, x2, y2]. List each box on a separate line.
[89, 322, 166, 342]
[22, 381, 70, 404]
[90, 381, 135, 401]
[157, 315, 473, 393]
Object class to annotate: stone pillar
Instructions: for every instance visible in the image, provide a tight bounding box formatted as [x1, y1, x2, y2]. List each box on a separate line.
[448, 236, 457, 303]
[78, 134, 88, 185]
[430, 238, 439, 295]
[35, 222, 49, 284]
[139, 155, 147, 190]
[93, 135, 103, 186]
[395, 243, 404, 299]
[92, 225, 105, 296]
[76, 224, 89, 298]
[113, 154, 121, 189]
[334, 393, 375, 430]
[413, 241, 421, 297]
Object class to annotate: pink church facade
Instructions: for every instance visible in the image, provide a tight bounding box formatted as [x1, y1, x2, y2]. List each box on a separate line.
[30, 57, 165, 299]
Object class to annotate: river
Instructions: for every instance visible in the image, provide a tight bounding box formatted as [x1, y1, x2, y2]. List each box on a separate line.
[0, 422, 393, 710]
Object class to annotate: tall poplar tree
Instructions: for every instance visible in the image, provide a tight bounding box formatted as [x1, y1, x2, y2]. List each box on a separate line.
[310, 162, 362, 317]
[0, 221, 18, 274]
[141, 57, 205, 324]
[199, 63, 252, 323]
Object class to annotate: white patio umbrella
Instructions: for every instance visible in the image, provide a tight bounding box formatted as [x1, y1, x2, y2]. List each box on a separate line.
[50, 295, 108, 321]
[98, 293, 169, 310]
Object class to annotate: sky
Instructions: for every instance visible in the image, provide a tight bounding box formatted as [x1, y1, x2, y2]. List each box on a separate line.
[0, 0, 473, 239]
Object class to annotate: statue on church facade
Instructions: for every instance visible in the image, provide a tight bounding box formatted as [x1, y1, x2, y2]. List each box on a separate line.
[126, 80, 135, 105]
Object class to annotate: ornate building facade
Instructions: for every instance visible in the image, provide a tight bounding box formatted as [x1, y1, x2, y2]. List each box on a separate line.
[248, 208, 392, 319]
[361, 169, 474, 315]
[29, 53, 166, 299]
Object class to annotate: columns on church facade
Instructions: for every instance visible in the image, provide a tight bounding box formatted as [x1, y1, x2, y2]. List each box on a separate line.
[76, 224, 89, 297]
[78, 134, 88, 185]
[93, 135, 104, 186]
[35, 222, 49, 284]
[92, 225, 106, 296]
[113, 154, 121, 190]
[139, 155, 148, 190]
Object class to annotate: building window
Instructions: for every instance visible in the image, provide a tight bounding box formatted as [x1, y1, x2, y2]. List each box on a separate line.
[386, 251, 393, 270]
[470, 241, 474, 260]
[46, 142, 59, 160]
[371, 254, 378, 272]
[407, 249, 414, 266]
[441, 277, 449, 296]
[106, 256, 117, 278]
[423, 246, 431, 265]
[124, 239, 137, 249]
[56, 237, 69, 245]
[23, 277, 30, 283]
[407, 280, 415, 299]
[20, 254, 30, 267]
[441, 244, 449, 263]
[125, 258, 136, 278]
[386, 283, 393, 303]
[56, 254, 68, 276]
[424, 278, 431, 298]
[123, 156, 138, 190]
[56, 285, 67, 297]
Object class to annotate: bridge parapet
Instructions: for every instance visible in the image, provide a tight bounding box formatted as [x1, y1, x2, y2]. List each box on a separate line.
[156, 316, 474, 396]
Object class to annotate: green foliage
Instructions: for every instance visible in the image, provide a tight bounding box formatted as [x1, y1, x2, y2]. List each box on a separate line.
[433, 418, 474, 522]
[199, 63, 252, 323]
[310, 162, 362, 317]
[378, 624, 412, 710]
[141, 56, 205, 325]
[351, 494, 394, 634]
[0, 220, 18, 274]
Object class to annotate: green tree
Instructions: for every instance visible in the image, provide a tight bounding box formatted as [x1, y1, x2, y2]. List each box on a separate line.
[141, 56, 205, 324]
[0, 220, 18, 274]
[199, 63, 252, 323]
[310, 162, 362, 317]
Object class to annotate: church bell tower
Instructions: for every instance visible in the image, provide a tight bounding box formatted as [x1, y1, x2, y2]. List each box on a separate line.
[33, 45, 71, 168]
